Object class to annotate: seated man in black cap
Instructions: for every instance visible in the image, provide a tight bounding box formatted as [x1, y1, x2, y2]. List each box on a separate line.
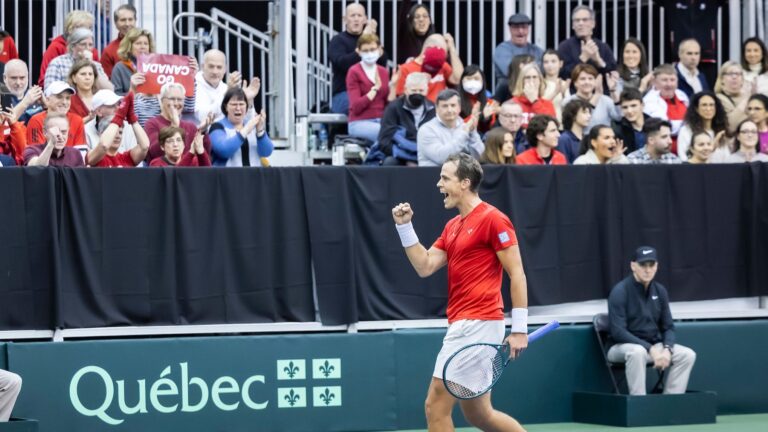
[492, 13, 544, 83]
[606, 246, 697, 395]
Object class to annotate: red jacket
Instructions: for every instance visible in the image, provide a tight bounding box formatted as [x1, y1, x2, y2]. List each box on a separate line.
[100, 35, 124, 78]
[516, 147, 567, 165]
[69, 93, 91, 119]
[0, 122, 27, 165]
[0, 35, 19, 64]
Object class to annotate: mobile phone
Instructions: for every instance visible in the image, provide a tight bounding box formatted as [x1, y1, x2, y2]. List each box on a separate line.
[0, 92, 14, 111]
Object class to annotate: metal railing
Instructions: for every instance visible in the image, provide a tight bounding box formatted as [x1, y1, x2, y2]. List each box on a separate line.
[171, 9, 277, 137]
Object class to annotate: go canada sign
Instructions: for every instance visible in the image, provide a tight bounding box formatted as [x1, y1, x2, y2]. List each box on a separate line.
[68, 358, 342, 425]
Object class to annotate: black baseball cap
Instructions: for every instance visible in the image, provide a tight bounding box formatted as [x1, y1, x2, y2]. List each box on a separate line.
[508, 14, 532, 25]
[634, 246, 658, 263]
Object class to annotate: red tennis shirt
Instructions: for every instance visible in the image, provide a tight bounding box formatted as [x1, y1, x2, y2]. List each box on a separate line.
[433, 201, 518, 323]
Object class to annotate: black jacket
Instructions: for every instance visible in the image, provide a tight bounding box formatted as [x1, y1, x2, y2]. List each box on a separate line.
[608, 275, 676, 351]
[612, 114, 651, 154]
[377, 96, 435, 156]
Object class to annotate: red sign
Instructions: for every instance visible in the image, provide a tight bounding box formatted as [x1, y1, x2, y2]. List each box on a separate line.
[136, 54, 195, 96]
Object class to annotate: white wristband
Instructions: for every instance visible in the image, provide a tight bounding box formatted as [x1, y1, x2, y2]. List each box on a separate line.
[395, 222, 419, 248]
[510, 308, 528, 334]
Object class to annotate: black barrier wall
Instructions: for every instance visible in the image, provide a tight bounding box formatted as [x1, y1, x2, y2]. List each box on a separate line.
[1, 164, 766, 329]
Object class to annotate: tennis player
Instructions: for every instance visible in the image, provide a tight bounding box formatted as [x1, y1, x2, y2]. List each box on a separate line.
[392, 153, 528, 432]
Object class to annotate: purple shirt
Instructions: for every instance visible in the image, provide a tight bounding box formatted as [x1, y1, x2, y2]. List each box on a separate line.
[759, 131, 768, 155]
[23, 144, 85, 167]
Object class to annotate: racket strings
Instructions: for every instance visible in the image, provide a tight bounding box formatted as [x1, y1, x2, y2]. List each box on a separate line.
[444, 344, 507, 398]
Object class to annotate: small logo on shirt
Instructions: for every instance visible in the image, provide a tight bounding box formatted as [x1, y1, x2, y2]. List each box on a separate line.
[652, 295, 659, 300]
[467, 228, 474, 235]
[498, 231, 510, 244]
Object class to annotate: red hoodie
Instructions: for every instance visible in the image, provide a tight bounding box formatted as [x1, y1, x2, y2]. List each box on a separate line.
[511, 95, 556, 129]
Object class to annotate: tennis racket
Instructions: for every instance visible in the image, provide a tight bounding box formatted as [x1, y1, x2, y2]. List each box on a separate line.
[442, 320, 560, 399]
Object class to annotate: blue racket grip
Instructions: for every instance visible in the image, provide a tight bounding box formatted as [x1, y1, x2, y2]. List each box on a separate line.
[527, 320, 559, 343]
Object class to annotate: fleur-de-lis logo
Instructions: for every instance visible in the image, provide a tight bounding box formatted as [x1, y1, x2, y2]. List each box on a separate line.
[283, 361, 300, 378]
[319, 388, 335, 405]
[284, 389, 301, 407]
[319, 360, 335, 378]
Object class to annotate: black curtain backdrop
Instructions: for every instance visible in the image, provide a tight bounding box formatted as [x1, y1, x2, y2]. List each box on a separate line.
[0, 164, 766, 330]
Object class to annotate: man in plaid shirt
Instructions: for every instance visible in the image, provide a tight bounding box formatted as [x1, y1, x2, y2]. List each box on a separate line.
[43, 28, 113, 92]
[627, 118, 682, 164]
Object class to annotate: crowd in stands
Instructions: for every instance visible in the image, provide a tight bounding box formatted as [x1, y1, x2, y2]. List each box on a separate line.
[0, 2, 767, 169]
[0, 3, 272, 168]
[330, 3, 768, 167]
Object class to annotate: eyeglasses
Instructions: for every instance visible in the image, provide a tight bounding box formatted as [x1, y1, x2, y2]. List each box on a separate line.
[500, 113, 522, 119]
[163, 97, 184, 103]
[724, 72, 743, 77]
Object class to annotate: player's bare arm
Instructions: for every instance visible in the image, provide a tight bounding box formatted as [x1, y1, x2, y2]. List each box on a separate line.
[392, 202, 448, 277]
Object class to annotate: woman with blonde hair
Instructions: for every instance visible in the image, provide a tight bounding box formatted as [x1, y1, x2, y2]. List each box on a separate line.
[714, 61, 753, 134]
[111, 28, 156, 95]
[510, 63, 556, 129]
[67, 59, 99, 121]
[480, 127, 516, 164]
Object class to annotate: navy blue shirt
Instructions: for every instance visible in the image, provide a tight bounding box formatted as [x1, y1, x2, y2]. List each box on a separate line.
[557, 129, 582, 163]
[608, 275, 676, 351]
[557, 35, 617, 80]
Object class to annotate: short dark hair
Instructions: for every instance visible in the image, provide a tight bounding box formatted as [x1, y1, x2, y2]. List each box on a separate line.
[221, 87, 248, 117]
[113, 4, 137, 22]
[570, 63, 599, 83]
[642, 118, 671, 137]
[619, 88, 643, 104]
[159, 126, 186, 147]
[748, 93, 768, 111]
[444, 153, 483, 193]
[526, 114, 558, 147]
[436, 89, 460, 105]
[561, 98, 592, 131]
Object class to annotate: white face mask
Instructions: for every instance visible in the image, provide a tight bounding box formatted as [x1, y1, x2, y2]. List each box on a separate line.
[360, 52, 380, 65]
[462, 79, 483, 95]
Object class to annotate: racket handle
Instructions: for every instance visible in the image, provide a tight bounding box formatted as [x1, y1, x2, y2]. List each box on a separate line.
[527, 320, 560, 343]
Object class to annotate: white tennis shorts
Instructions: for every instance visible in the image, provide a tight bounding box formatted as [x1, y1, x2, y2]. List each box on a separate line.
[432, 319, 506, 379]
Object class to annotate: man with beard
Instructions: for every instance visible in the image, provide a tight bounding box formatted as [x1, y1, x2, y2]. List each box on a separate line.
[627, 118, 682, 164]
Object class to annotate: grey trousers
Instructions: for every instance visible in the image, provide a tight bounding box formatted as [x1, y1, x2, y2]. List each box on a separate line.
[0, 369, 22, 422]
[606, 342, 696, 395]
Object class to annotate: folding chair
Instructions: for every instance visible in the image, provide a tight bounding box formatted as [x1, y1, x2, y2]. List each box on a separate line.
[592, 313, 664, 395]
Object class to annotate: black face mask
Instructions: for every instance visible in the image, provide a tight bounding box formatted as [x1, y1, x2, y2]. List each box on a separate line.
[407, 93, 425, 108]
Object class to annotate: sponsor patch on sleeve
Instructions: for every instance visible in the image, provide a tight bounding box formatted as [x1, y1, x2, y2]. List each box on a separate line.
[498, 231, 511, 244]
